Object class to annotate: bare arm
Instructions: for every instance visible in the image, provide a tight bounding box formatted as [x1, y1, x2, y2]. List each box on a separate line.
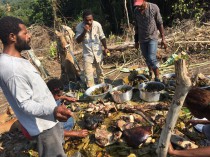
[59, 95, 76, 102]
[155, 4, 167, 49]
[76, 24, 90, 43]
[53, 104, 73, 122]
[64, 129, 89, 138]
[157, 24, 167, 49]
[101, 38, 109, 55]
[76, 29, 87, 43]
[168, 143, 210, 157]
[188, 119, 210, 125]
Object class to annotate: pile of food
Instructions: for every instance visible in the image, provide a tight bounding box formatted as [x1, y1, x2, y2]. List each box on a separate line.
[144, 83, 165, 92]
[91, 85, 109, 95]
[112, 86, 131, 95]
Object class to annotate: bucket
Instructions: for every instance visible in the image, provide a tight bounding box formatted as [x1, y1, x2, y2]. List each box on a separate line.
[110, 85, 133, 103]
[85, 83, 112, 101]
[139, 82, 165, 102]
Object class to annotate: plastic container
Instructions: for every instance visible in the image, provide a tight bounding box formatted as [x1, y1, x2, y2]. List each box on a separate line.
[139, 82, 165, 102]
[85, 83, 112, 101]
[110, 85, 133, 103]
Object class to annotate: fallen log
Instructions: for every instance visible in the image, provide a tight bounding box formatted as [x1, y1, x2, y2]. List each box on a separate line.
[175, 41, 210, 44]
[107, 42, 134, 51]
[107, 42, 170, 52]
[0, 118, 20, 134]
[203, 22, 210, 26]
[0, 107, 15, 124]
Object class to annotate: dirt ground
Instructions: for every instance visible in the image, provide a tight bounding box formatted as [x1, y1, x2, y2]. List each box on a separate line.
[0, 48, 209, 114]
[0, 20, 210, 113]
[0, 21, 210, 156]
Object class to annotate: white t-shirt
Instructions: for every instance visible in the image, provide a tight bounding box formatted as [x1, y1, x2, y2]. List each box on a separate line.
[0, 53, 58, 136]
[75, 20, 106, 63]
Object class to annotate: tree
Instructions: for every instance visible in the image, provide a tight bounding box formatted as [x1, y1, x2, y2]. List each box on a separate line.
[29, 0, 53, 26]
[0, 0, 33, 25]
[156, 53, 192, 157]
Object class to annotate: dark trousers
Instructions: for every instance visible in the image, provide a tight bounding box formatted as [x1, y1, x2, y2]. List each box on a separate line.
[36, 123, 66, 157]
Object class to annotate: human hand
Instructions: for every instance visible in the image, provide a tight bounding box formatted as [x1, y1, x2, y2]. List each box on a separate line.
[83, 24, 91, 32]
[76, 129, 89, 138]
[54, 104, 72, 122]
[104, 48, 110, 57]
[67, 97, 77, 102]
[161, 39, 167, 49]
[59, 95, 77, 102]
[135, 42, 139, 49]
[186, 119, 198, 126]
[186, 119, 210, 126]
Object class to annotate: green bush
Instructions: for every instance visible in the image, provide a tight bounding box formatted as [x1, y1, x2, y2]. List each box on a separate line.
[171, 0, 207, 22]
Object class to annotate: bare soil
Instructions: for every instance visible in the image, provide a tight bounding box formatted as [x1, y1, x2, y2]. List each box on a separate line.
[0, 21, 210, 156]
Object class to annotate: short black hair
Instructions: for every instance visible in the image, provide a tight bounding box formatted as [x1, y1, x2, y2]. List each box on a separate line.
[47, 78, 64, 95]
[82, 9, 93, 19]
[185, 88, 210, 116]
[0, 16, 24, 45]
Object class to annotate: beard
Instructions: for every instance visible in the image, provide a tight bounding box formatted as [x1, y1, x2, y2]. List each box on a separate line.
[15, 35, 31, 52]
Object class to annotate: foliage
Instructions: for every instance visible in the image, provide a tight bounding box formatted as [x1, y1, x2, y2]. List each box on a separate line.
[171, 0, 208, 22]
[29, 0, 53, 26]
[0, 0, 33, 25]
[0, 2, 6, 17]
[49, 41, 57, 58]
[0, 0, 209, 34]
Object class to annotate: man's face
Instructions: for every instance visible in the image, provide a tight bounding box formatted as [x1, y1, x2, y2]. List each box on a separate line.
[53, 90, 63, 101]
[15, 24, 31, 52]
[136, 1, 146, 11]
[84, 15, 93, 26]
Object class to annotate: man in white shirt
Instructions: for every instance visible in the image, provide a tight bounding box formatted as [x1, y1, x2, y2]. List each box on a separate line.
[0, 16, 72, 157]
[75, 9, 109, 87]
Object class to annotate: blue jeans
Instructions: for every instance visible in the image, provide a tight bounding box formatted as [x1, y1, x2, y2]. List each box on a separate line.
[63, 117, 74, 130]
[140, 40, 158, 69]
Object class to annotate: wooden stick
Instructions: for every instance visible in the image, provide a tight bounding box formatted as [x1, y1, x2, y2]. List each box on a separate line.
[104, 58, 138, 76]
[156, 58, 192, 157]
[134, 110, 154, 126]
[175, 41, 210, 44]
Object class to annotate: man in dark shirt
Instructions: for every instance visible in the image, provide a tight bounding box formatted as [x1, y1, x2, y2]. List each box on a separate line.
[134, 0, 167, 81]
[168, 88, 210, 156]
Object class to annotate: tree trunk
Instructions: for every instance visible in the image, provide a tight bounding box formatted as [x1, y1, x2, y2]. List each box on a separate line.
[0, 118, 19, 134]
[156, 59, 192, 157]
[128, 0, 133, 19]
[52, 0, 58, 30]
[124, 0, 130, 30]
[55, 30, 80, 83]
[27, 50, 49, 79]
[100, 0, 119, 33]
